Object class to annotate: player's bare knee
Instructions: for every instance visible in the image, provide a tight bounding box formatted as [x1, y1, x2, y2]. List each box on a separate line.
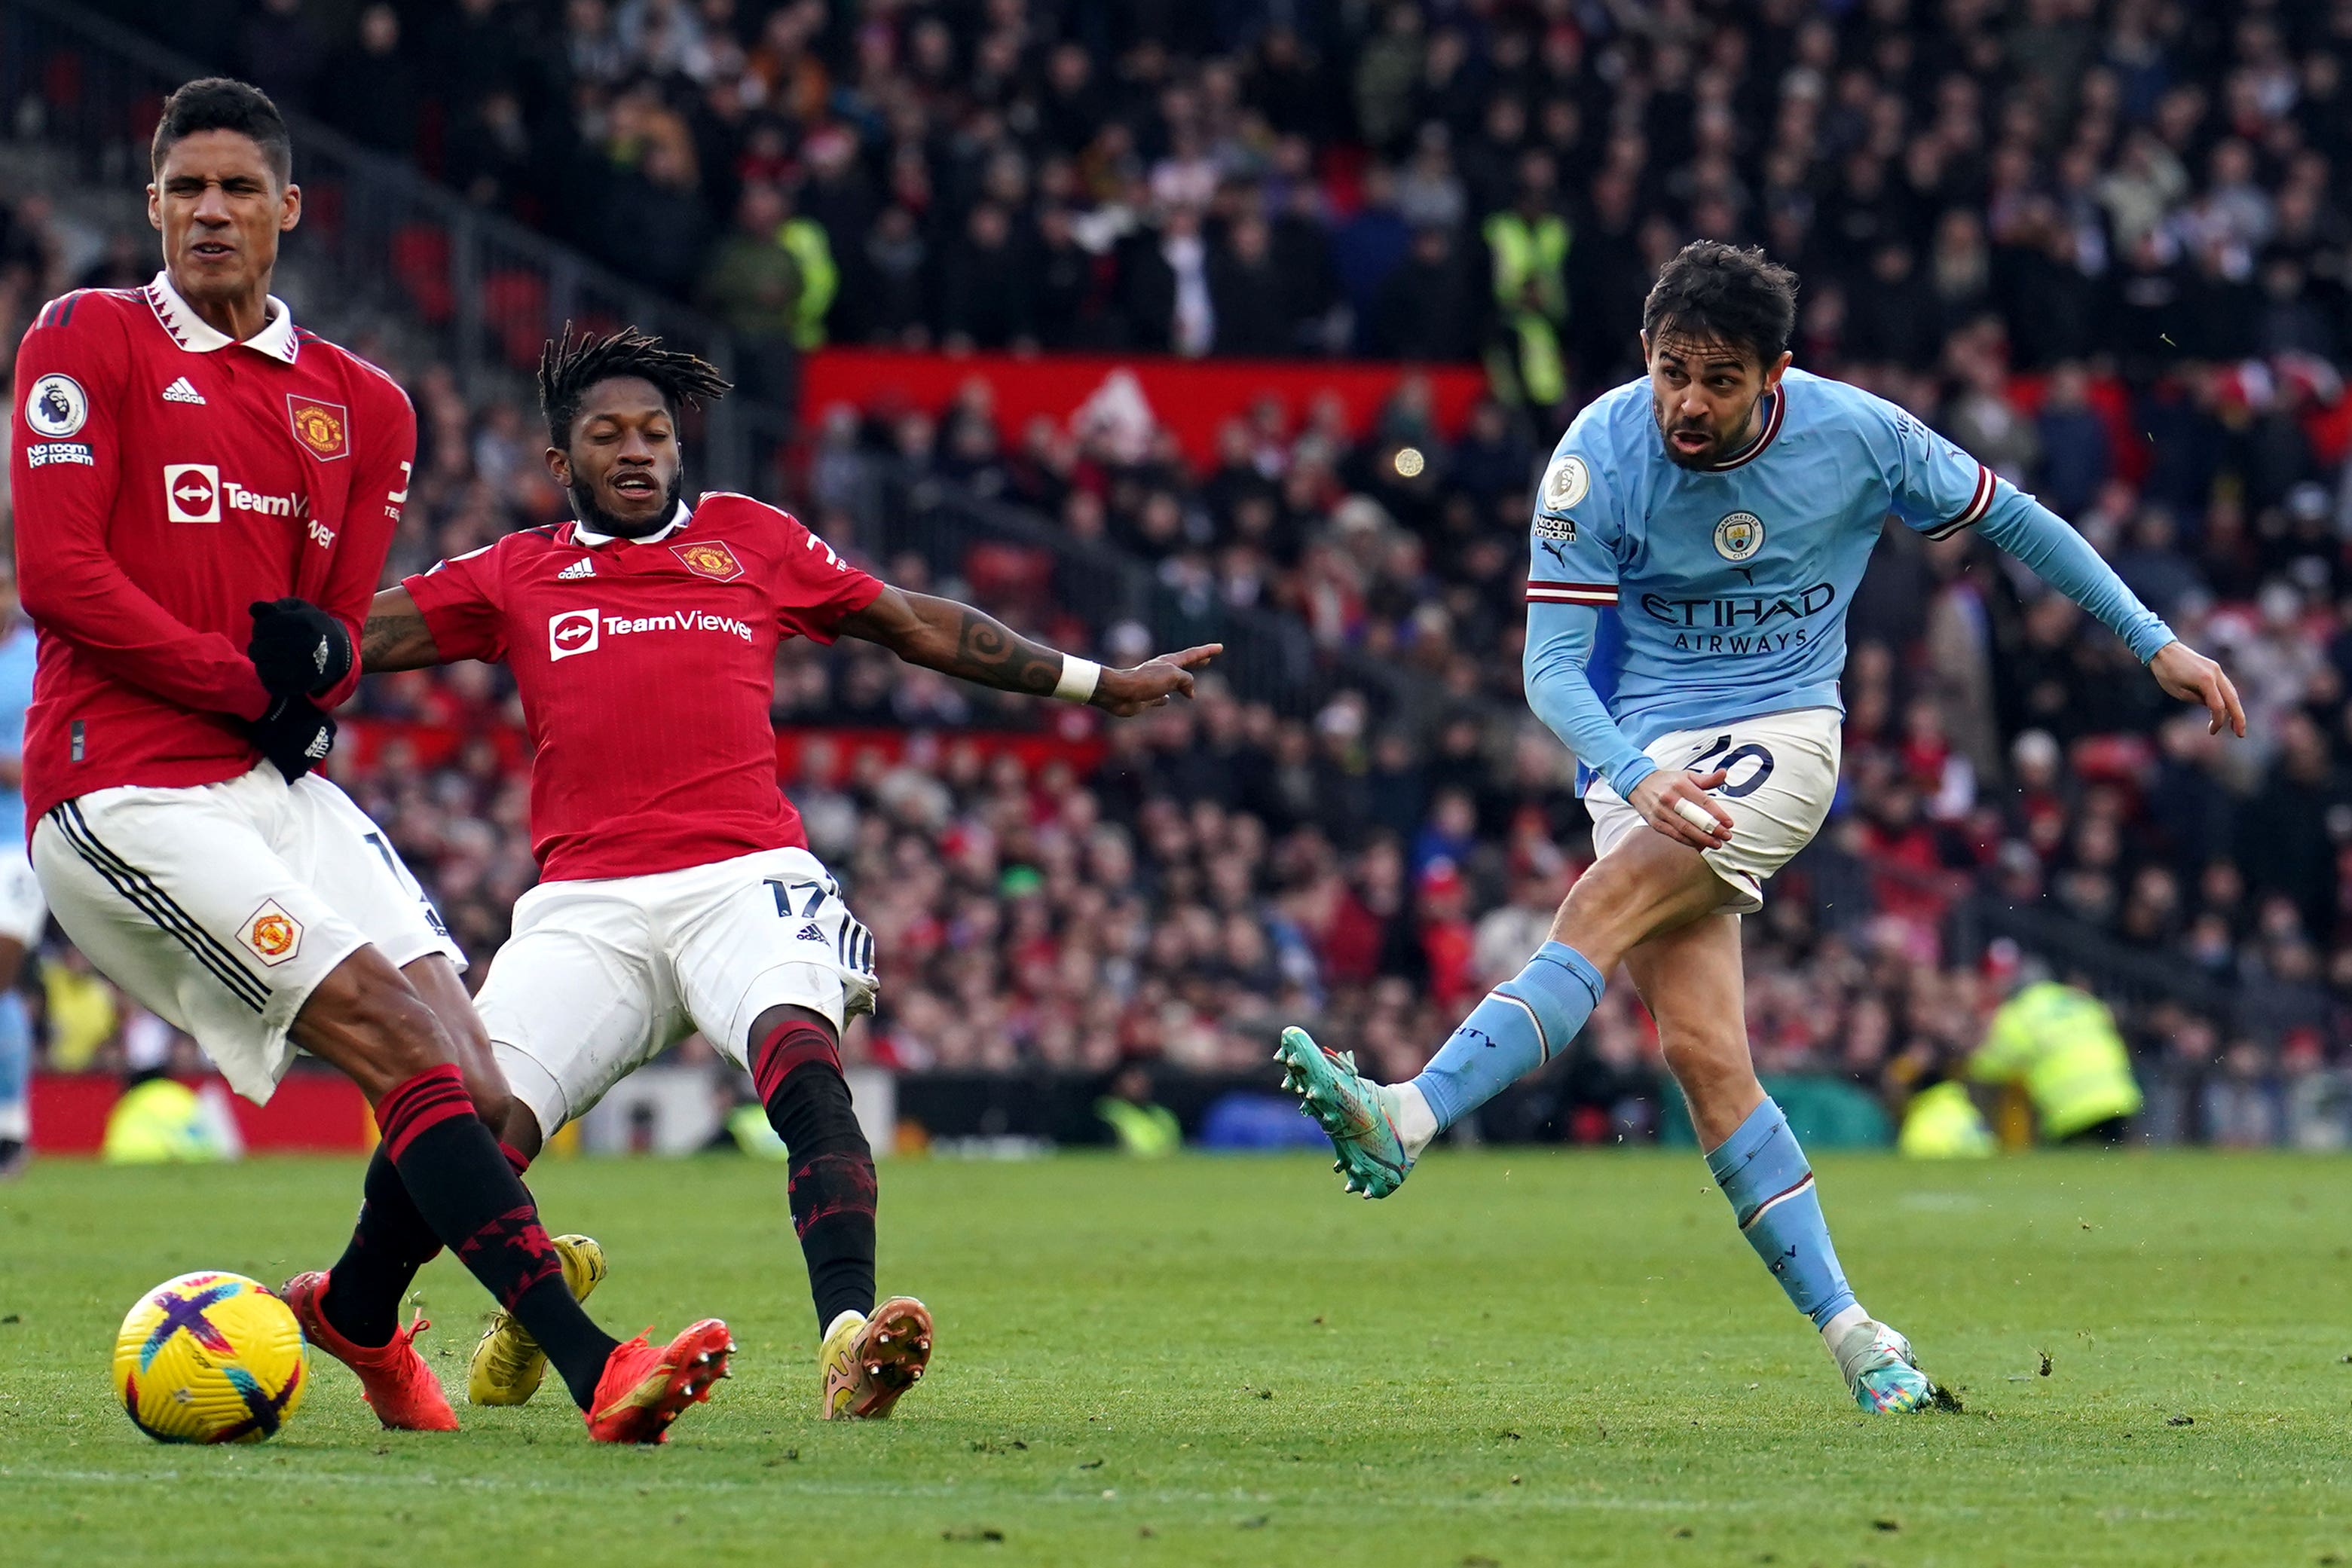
[1556, 847, 1686, 966]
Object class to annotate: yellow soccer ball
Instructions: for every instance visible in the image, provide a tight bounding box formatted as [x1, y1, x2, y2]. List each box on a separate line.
[112, 1271, 307, 1443]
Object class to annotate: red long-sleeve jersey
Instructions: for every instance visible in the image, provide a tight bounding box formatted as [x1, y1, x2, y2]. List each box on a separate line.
[9, 272, 414, 826]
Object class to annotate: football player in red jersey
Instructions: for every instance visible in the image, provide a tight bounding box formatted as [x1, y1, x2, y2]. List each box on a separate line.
[9, 80, 729, 1442]
[356, 326, 1219, 1417]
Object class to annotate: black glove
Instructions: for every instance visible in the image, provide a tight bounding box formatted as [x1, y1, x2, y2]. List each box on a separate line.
[249, 695, 337, 782]
[248, 598, 353, 699]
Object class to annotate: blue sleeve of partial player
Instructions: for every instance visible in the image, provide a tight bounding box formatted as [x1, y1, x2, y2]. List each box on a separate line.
[1976, 488, 2177, 663]
[1524, 601, 1656, 796]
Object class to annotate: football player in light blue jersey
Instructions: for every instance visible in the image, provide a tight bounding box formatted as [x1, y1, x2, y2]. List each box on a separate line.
[0, 569, 43, 1177]
[1278, 243, 2245, 1414]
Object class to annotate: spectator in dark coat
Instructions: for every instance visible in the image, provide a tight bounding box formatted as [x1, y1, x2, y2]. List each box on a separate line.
[238, 0, 328, 115]
[1211, 215, 1290, 356]
[1843, 243, 1944, 370]
[1369, 226, 1482, 361]
[323, 5, 420, 157]
[939, 203, 1034, 350]
[2032, 363, 2112, 519]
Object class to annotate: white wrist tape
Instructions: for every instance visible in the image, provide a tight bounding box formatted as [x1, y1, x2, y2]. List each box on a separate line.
[1053, 656, 1103, 703]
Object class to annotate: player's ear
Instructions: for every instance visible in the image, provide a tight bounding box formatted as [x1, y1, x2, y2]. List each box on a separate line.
[146, 183, 161, 233]
[545, 446, 571, 487]
[1763, 350, 1792, 390]
[278, 182, 301, 234]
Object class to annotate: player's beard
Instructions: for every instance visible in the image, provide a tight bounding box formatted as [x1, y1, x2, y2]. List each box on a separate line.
[570, 469, 685, 538]
[1652, 393, 1760, 471]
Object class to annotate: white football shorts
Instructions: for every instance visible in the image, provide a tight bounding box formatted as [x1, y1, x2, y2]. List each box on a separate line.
[1583, 706, 1842, 915]
[0, 843, 48, 946]
[31, 764, 461, 1103]
[478, 845, 878, 1138]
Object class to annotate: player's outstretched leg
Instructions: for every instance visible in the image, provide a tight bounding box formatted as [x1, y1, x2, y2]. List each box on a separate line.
[297, 949, 728, 1442]
[749, 1007, 932, 1418]
[1277, 940, 1606, 1197]
[289, 956, 598, 1415]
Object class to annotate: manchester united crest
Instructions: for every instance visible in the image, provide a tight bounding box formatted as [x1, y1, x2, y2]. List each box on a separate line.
[286, 396, 349, 460]
[240, 900, 304, 967]
[671, 539, 745, 582]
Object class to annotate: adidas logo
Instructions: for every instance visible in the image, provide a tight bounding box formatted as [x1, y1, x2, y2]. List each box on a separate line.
[556, 558, 595, 580]
[795, 922, 825, 943]
[161, 377, 205, 405]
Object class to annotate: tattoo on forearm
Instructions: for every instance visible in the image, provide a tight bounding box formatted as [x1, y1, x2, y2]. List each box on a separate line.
[360, 607, 430, 671]
[945, 606, 1063, 695]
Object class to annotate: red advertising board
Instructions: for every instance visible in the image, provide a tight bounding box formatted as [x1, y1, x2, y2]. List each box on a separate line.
[803, 348, 1491, 469]
[30, 1071, 372, 1154]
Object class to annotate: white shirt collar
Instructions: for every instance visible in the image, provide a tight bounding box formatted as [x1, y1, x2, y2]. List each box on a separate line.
[144, 270, 299, 363]
[574, 499, 692, 547]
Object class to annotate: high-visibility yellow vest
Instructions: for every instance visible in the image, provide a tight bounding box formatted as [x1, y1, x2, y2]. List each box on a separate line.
[779, 219, 837, 350]
[1482, 210, 1570, 319]
[42, 961, 116, 1072]
[1898, 1080, 1996, 1158]
[1970, 982, 2142, 1139]
[1096, 1096, 1181, 1157]
[102, 1078, 229, 1163]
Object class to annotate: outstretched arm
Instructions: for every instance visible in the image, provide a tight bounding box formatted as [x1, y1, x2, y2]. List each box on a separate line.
[1883, 405, 2246, 739]
[359, 586, 446, 673]
[833, 586, 1219, 716]
[1976, 494, 2246, 737]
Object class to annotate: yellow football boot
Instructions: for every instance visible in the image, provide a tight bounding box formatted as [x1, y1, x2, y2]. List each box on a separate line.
[819, 1295, 932, 1419]
[466, 1233, 606, 1405]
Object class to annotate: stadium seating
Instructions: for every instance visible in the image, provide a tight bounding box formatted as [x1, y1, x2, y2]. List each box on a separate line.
[7, 0, 2352, 1147]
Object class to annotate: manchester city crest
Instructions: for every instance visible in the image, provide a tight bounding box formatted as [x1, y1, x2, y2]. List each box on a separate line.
[1714, 511, 1764, 561]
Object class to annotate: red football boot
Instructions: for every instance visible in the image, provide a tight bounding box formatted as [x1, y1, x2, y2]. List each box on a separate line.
[282, 1270, 459, 1432]
[584, 1319, 733, 1444]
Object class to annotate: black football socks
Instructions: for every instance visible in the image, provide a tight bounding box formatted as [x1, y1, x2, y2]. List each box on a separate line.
[374, 1065, 618, 1407]
[754, 1019, 878, 1333]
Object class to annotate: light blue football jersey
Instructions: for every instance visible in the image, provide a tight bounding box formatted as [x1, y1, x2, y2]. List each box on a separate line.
[0, 622, 35, 845]
[1522, 368, 2170, 796]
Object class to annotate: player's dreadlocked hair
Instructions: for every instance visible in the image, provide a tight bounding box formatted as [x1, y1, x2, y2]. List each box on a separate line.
[537, 325, 734, 448]
[1642, 241, 1800, 368]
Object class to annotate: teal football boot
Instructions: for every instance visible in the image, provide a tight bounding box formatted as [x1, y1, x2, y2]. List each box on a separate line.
[1831, 1317, 1939, 1413]
[1274, 1026, 1415, 1199]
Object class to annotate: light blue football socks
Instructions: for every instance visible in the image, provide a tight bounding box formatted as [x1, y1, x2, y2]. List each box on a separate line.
[1705, 1096, 1857, 1327]
[0, 991, 29, 1145]
[1412, 941, 1606, 1131]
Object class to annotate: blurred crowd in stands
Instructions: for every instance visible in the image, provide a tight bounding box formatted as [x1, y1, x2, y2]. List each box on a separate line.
[86, 0, 2352, 403]
[11, 1, 2352, 1145]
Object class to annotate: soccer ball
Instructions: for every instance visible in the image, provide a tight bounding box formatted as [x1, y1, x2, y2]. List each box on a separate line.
[112, 1271, 307, 1443]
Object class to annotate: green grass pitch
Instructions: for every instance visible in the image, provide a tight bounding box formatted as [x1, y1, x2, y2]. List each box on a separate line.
[2, 1148, 2348, 1566]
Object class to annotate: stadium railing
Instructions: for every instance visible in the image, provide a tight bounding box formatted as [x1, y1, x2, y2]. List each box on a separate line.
[0, 0, 784, 494]
[1952, 896, 2239, 1029]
